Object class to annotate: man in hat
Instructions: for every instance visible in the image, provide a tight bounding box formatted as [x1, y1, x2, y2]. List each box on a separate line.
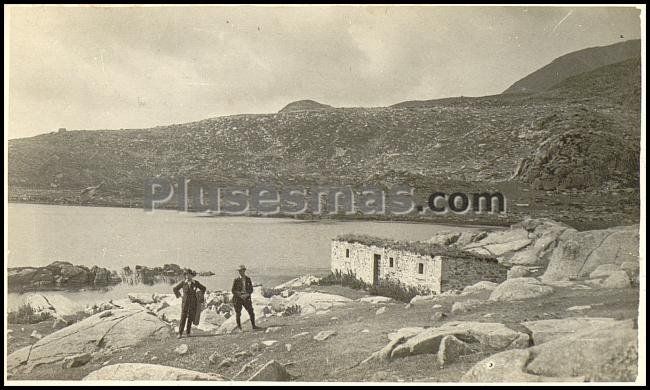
[231, 265, 261, 331]
[173, 269, 206, 338]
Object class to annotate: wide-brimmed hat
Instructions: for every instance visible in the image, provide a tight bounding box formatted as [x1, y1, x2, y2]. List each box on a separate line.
[237, 265, 247, 271]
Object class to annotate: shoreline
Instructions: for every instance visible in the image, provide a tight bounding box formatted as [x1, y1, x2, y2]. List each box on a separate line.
[7, 200, 518, 228]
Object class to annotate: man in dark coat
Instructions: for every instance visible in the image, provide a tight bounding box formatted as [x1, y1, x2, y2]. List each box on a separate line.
[231, 265, 261, 331]
[173, 269, 206, 338]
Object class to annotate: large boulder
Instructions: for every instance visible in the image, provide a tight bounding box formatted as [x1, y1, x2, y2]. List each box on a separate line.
[274, 275, 321, 290]
[461, 349, 583, 382]
[522, 318, 634, 345]
[248, 360, 292, 381]
[507, 219, 574, 266]
[589, 264, 620, 279]
[8, 267, 55, 291]
[601, 271, 632, 289]
[432, 219, 571, 268]
[83, 363, 225, 381]
[542, 225, 639, 282]
[16, 293, 83, 321]
[526, 325, 638, 381]
[284, 292, 351, 315]
[215, 305, 267, 334]
[463, 322, 638, 382]
[389, 321, 529, 360]
[462, 281, 498, 295]
[358, 296, 394, 304]
[489, 278, 554, 301]
[436, 335, 475, 366]
[7, 308, 172, 372]
[195, 309, 226, 332]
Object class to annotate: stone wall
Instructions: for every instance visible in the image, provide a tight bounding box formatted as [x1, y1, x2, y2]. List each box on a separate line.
[440, 257, 508, 292]
[332, 239, 506, 294]
[331, 240, 443, 293]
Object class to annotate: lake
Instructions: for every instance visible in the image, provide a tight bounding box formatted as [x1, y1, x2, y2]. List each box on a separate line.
[7, 203, 489, 308]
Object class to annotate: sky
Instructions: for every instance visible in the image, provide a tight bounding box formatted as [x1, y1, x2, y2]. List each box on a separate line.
[6, 5, 643, 139]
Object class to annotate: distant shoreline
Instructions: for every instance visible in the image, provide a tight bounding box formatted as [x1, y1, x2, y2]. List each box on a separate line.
[7, 200, 516, 228]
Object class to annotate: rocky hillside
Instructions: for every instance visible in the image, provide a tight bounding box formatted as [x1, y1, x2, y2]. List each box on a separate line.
[503, 39, 640, 94]
[7, 42, 641, 227]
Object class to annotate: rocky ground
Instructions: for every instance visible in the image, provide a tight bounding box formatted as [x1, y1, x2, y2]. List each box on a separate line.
[6, 282, 640, 382]
[6, 218, 642, 383]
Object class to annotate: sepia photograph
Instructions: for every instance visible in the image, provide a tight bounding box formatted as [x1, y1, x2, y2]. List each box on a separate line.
[4, 4, 646, 385]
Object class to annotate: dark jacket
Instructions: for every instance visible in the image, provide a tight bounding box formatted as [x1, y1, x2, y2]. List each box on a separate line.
[231, 276, 253, 301]
[173, 279, 207, 312]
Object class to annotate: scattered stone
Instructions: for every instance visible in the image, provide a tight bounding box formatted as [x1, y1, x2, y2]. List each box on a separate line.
[262, 340, 278, 347]
[566, 305, 591, 311]
[248, 360, 292, 381]
[432, 304, 443, 309]
[174, 344, 189, 355]
[361, 329, 370, 333]
[436, 335, 474, 366]
[292, 331, 309, 338]
[376, 307, 387, 315]
[127, 293, 155, 305]
[265, 326, 282, 333]
[209, 351, 221, 364]
[234, 350, 253, 359]
[431, 312, 446, 321]
[30, 330, 43, 339]
[313, 330, 336, 341]
[285, 344, 292, 352]
[217, 359, 234, 369]
[62, 353, 92, 368]
[83, 363, 225, 381]
[358, 296, 393, 304]
[99, 310, 112, 318]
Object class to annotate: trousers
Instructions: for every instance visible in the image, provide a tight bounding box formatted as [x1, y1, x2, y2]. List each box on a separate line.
[233, 296, 256, 328]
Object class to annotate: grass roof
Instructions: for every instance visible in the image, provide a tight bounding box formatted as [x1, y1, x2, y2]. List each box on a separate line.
[334, 234, 498, 262]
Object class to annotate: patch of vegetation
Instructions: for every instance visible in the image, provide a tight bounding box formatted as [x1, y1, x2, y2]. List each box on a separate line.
[261, 287, 283, 298]
[316, 270, 429, 303]
[368, 278, 430, 304]
[281, 304, 302, 316]
[7, 304, 52, 324]
[317, 270, 370, 290]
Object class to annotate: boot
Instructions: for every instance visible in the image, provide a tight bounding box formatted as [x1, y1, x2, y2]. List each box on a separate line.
[251, 317, 261, 330]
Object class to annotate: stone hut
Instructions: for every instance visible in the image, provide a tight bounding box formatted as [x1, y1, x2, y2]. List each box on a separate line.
[331, 235, 507, 294]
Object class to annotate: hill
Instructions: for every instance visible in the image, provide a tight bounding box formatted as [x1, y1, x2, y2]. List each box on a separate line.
[7, 44, 642, 228]
[278, 100, 333, 113]
[503, 39, 640, 94]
